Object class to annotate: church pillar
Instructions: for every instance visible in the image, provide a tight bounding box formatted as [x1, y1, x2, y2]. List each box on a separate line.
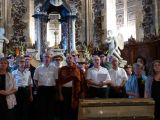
[68, 3, 77, 53]
[33, 12, 48, 57]
[85, 0, 94, 45]
[71, 16, 76, 52]
[29, 0, 35, 46]
[67, 15, 76, 53]
[60, 19, 68, 51]
[154, 0, 159, 35]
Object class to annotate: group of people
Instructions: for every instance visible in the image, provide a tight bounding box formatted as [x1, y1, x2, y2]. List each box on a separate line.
[0, 51, 160, 120]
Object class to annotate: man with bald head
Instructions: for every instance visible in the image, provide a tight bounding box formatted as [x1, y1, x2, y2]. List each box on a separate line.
[108, 56, 128, 98]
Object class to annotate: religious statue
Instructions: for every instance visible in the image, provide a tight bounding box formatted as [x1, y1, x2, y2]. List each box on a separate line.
[34, 3, 42, 14]
[104, 30, 124, 61]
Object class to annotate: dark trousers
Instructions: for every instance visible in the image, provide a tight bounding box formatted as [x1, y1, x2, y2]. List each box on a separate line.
[154, 100, 160, 120]
[60, 87, 78, 120]
[15, 87, 30, 120]
[0, 97, 16, 120]
[109, 87, 127, 98]
[88, 87, 109, 98]
[35, 86, 58, 120]
[29, 87, 38, 120]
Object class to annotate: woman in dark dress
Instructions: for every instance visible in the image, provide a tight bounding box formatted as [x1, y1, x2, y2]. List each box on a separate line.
[0, 57, 17, 120]
[151, 60, 160, 120]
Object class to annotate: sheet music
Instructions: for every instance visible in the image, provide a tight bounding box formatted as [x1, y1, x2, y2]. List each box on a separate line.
[97, 73, 107, 82]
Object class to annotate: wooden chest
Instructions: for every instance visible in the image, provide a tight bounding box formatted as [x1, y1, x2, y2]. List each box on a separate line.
[78, 98, 154, 120]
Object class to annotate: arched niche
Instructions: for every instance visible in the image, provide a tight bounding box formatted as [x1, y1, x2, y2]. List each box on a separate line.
[33, 0, 76, 55]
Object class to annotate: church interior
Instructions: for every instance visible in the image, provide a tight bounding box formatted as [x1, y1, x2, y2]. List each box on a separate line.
[0, 0, 160, 67]
[0, 0, 160, 120]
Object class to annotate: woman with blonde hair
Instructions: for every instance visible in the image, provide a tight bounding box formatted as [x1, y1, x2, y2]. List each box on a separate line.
[0, 57, 17, 120]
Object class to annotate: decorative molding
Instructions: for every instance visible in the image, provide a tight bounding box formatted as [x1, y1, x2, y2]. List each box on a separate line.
[68, 0, 82, 43]
[116, 0, 124, 30]
[10, 0, 27, 52]
[93, 0, 104, 46]
[142, 0, 155, 39]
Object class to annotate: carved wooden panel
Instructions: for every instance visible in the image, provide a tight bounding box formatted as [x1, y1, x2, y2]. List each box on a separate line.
[121, 40, 160, 69]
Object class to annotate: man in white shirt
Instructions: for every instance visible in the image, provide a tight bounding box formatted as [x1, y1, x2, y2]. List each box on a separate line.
[12, 57, 33, 120]
[33, 52, 58, 120]
[86, 55, 111, 98]
[108, 56, 128, 98]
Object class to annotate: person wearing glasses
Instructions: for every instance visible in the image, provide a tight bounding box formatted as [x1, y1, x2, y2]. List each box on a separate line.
[12, 57, 33, 120]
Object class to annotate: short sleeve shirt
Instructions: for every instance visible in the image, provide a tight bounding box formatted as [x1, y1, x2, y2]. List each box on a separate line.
[34, 64, 57, 86]
[86, 66, 111, 87]
[109, 67, 128, 86]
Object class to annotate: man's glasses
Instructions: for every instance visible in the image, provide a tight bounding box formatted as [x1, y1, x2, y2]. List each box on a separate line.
[100, 55, 105, 58]
[55, 59, 61, 61]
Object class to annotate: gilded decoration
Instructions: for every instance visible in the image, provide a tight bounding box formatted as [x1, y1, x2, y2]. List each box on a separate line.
[9, 0, 27, 55]
[93, 0, 104, 45]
